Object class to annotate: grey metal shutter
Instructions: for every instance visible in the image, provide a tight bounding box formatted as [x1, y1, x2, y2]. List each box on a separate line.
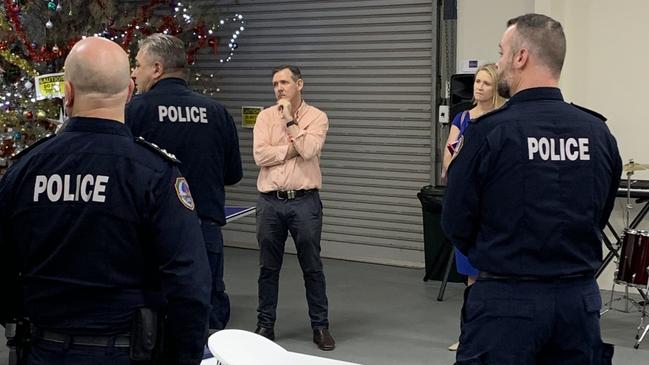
[196, 0, 436, 267]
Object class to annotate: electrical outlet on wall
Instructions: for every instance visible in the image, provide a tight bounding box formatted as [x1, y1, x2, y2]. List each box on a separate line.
[438, 105, 449, 124]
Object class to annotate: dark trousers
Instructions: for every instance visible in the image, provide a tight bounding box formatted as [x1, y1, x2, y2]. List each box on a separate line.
[200, 220, 230, 330]
[256, 190, 329, 329]
[27, 340, 131, 365]
[456, 277, 613, 365]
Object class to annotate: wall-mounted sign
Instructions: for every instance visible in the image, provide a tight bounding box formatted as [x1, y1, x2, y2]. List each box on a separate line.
[35, 73, 65, 100]
[242, 106, 263, 128]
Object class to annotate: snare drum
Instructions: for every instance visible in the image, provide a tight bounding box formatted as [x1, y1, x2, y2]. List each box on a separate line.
[616, 229, 649, 286]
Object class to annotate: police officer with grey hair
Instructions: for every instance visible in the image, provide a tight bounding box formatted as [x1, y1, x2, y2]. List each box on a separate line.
[127, 33, 243, 332]
[442, 13, 621, 364]
[0, 37, 211, 364]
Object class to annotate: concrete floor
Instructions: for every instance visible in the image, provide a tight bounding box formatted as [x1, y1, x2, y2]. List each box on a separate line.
[2, 247, 648, 364]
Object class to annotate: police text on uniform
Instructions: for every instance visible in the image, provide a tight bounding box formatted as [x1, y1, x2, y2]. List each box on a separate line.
[527, 137, 590, 161]
[33, 174, 109, 202]
[158, 105, 208, 123]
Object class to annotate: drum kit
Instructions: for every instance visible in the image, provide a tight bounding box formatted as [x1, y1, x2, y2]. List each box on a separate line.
[602, 159, 649, 349]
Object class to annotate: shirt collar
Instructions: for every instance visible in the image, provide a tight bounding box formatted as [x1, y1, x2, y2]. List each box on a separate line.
[508, 87, 564, 105]
[151, 77, 188, 90]
[295, 99, 308, 116]
[62, 117, 133, 138]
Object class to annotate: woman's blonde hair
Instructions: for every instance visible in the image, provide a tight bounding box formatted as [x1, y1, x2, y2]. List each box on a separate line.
[475, 63, 506, 108]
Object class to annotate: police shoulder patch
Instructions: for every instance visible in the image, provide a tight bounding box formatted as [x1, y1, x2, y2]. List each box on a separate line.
[570, 103, 606, 121]
[135, 137, 180, 163]
[175, 177, 195, 210]
[10, 134, 55, 161]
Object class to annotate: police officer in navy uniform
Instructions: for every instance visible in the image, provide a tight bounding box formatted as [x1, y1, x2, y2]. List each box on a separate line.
[0, 37, 211, 364]
[126, 34, 243, 332]
[442, 14, 621, 364]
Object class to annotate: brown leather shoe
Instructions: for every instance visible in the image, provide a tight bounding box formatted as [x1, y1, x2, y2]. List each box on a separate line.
[254, 326, 275, 341]
[313, 328, 335, 351]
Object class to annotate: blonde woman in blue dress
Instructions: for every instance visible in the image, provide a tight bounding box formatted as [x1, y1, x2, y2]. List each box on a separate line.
[441, 63, 505, 351]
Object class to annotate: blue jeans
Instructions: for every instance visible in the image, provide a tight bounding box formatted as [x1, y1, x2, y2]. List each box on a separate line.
[256, 191, 329, 329]
[200, 220, 230, 330]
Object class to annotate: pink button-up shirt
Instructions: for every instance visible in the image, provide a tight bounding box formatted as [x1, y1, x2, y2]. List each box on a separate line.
[253, 101, 329, 193]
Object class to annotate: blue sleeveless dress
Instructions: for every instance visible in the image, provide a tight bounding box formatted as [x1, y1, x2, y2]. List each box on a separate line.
[450, 111, 479, 277]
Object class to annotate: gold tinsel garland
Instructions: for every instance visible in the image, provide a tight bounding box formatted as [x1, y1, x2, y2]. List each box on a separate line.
[0, 49, 38, 77]
[0, 101, 60, 125]
[0, 10, 10, 30]
[1, 9, 37, 76]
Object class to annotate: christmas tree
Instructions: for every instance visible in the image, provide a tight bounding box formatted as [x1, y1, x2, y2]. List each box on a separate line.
[0, 0, 244, 173]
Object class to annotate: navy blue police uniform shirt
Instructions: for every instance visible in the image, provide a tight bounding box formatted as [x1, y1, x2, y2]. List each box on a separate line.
[0, 117, 211, 362]
[442, 87, 622, 277]
[126, 78, 243, 226]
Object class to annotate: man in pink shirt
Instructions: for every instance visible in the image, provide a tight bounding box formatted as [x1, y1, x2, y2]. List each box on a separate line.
[252, 65, 334, 351]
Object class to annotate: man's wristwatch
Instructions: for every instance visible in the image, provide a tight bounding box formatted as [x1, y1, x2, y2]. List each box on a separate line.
[286, 120, 297, 128]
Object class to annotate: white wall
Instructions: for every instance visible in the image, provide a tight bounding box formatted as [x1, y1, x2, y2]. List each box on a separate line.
[457, 0, 534, 70]
[457, 0, 649, 290]
[537, 0, 649, 180]
[459, 0, 649, 178]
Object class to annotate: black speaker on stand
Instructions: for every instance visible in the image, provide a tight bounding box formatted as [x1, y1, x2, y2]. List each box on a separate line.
[449, 73, 475, 122]
[436, 73, 475, 301]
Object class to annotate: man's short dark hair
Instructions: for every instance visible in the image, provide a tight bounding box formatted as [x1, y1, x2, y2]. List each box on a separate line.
[507, 13, 566, 77]
[272, 65, 302, 81]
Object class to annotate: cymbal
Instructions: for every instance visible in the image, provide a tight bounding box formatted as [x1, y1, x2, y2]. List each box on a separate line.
[623, 161, 649, 172]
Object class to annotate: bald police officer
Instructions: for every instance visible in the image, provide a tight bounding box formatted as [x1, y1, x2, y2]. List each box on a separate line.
[0, 37, 211, 364]
[442, 14, 621, 364]
[127, 34, 242, 332]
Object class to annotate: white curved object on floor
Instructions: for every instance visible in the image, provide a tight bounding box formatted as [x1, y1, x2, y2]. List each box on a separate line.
[207, 329, 287, 364]
[200, 358, 219, 365]
[207, 329, 361, 365]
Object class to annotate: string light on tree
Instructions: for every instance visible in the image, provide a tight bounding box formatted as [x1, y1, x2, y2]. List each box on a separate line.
[189, 12, 245, 95]
[0, 0, 246, 165]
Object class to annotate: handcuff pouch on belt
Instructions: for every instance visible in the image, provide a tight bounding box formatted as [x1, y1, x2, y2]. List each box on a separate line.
[130, 307, 163, 361]
[5, 318, 31, 365]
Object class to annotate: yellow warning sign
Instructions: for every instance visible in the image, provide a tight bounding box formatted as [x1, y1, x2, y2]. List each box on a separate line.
[35, 73, 65, 100]
[242, 106, 263, 128]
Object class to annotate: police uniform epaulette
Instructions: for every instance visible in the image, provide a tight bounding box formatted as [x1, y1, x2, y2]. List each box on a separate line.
[470, 102, 510, 123]
[135, 136, 180, 163]
[570, 103, 606, 122]
[10, 134, 55, 161]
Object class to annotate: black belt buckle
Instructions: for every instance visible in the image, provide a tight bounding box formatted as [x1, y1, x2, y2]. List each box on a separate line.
[267, 189, 315, 200]
[277, 190, 298, 200]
